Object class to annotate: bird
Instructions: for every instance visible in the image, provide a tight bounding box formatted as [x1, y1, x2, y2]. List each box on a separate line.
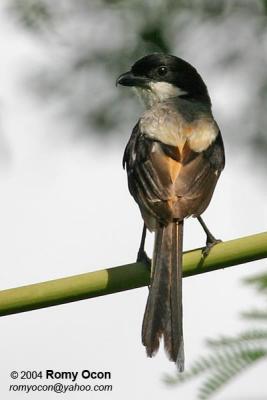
[116, 53, 225, 371]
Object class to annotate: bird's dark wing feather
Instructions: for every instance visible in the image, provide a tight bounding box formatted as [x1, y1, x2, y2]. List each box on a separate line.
[203, 130, 225, 171]
[123, 122, 225, 227]
[123, 122, 174, 226]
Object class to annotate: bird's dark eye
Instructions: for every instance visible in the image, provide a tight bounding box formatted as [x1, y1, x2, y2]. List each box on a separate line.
[157, 66, 168, 76]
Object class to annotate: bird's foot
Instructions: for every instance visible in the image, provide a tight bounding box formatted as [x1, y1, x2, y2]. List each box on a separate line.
[137, 249, 151, 271]
[202, 238, 222, 258]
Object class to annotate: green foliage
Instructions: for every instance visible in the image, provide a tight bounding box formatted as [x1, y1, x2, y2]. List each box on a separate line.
[8, 0, 52, 31]
[164, 270, 267, 399]
[244, 272, 267, 293]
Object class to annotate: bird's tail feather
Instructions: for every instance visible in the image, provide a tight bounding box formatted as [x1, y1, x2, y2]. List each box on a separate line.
[141, 220, 184, 371]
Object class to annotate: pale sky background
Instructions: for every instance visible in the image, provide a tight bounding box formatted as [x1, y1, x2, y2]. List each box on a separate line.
[0, 2, 267, 399]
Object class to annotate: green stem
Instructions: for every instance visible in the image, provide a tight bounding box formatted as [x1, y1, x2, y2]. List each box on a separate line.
[0, 232, 267, 317]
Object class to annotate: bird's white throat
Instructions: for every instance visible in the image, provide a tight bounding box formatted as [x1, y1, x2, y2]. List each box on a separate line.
[134, 81, 187, 109]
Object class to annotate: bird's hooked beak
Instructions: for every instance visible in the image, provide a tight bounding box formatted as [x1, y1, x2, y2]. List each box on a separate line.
[116, 71, 149, 88]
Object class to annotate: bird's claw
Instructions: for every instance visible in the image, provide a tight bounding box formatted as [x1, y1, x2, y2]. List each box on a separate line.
[137, 250, 151, 271]
[202, 238, 222, 258]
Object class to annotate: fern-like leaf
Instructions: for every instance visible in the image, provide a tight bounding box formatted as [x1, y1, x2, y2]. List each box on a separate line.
[206, 330, 267, 346]
[241, 310, 267, 321]
[164, 270, 267, 399]
[243, 273, 267, 293]
[198, 348, 267, 399]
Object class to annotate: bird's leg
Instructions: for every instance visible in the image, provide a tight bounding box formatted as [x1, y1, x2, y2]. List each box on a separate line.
[137, 223, 151, 270]
[197, 216, 221, 257]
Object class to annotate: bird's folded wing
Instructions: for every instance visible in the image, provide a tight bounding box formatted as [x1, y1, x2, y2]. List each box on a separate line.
[123, 122, 225, 223]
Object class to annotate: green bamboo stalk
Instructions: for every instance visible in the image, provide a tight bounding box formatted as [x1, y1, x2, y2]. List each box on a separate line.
[0, 232, 267, 317]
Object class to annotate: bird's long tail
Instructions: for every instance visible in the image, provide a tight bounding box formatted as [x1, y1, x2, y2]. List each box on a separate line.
[141, 220, 184, 371]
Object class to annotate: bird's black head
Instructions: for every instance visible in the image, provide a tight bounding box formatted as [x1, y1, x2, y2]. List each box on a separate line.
[116, 53, 211, 106]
